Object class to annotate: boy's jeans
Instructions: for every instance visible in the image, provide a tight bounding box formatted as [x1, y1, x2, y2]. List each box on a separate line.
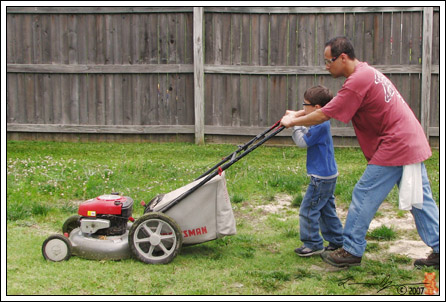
[343, 163, 439, 257]
[299, 176, 344, 250]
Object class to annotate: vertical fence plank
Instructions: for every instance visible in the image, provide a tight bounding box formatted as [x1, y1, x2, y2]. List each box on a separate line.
[421, 7, 433, 137]
[146, 73, 157, 127]
[240, 14, 251, 126]
[213, 14, 223, 126]
[168, 13, 178, 64]
[430, 11, 439, 131]
[7, 14, 16, 63]
[16, 74, 27, 123]
[373, 13, 383, 65]
[230, 14, 242, 126]
[193, 7, 205, 144]
[221, 14, 232, 126]
[96, 14, 106, 64]
[22, 14, 33, 63]
[96, 74, 105, 125]
[41, 15, 51, 64]
[258, 14, 269, 126]
[410, 12, 422, 65]
[363, 13, 374, 63]
[32, 14, 44, 124]
[159, 14, 168, 64]
[121, 14, 131, 64]
[381, 12, 391, 65]
[7, 74, 19, 123]
[269, 14, 288, 124]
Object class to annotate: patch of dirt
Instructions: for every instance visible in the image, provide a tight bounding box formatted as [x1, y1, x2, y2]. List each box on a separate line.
[256, 194, 293, 214]
[335, 202, 431, 260]
[255, 195, 431, 260]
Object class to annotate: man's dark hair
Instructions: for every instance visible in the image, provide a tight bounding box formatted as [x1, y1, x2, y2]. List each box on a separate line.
[304, 85, 333, 107]
[325, 36, 356, 60]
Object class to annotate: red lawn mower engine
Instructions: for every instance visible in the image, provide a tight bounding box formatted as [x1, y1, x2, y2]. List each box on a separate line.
[42, 194, 135, 262]
[78, 194, 134, 236]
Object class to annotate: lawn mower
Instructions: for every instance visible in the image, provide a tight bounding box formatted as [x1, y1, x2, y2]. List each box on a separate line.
[42, 122, 285, 264]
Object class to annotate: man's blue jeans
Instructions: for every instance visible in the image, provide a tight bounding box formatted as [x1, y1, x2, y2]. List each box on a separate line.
[299, 176, 344, 250]
[343, 163, 439, 257]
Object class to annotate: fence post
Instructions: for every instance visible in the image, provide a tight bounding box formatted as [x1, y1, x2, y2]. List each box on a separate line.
[193, 7, 205, 145]
[421, 7, 433, 139]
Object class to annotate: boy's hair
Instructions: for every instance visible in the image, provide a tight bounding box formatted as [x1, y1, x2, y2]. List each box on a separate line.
[304, 85, 333, 107]
[325, 36, 356, 60]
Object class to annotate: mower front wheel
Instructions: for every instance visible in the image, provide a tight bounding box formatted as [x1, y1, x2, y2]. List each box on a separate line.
[129, 212, 182, 264]
[42, 234, 72, 262]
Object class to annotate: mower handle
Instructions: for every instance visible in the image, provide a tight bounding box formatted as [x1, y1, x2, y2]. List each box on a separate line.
[195, 120, 283, 181]
[157, 122, 285, 213]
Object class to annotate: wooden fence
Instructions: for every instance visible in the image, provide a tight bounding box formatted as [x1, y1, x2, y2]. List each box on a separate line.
[6, 7, 440, 146]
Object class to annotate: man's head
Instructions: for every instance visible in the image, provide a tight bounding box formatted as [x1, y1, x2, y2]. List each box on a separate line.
[303, 85, 333, 113]
[324, 36, 358, 78]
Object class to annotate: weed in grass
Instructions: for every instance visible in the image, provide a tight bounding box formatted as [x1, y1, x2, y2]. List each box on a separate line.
[293, 268, 321, 280]
[388, 254, 412, 265]
[374, 211, 383, 218]
[31, 203, 52, 216]
[7, 202, 30, 221]
[229, 234, 257, 258]
[365, 242, 381, 252]
[230, 193, 244, 204]
[291, 193, 304, 207]
[246, 270, 291, 291]
[59, 201, 79, 214]
[283, 227, 300, 238]
[367, 225, 397, 241]
[267, 174, 305, 194]
[396, 210, 406, 218]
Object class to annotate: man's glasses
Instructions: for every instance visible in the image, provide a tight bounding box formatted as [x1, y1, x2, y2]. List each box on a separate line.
[324, 54, 341, 65]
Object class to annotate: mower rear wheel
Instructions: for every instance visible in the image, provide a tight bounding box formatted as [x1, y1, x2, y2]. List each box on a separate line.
[129, 212, 182, 264]
[42, 234, 72, 262]
[62, 215, 80, 235]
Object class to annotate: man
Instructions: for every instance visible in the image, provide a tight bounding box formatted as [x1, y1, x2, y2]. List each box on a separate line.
[280, 36, 439, 269]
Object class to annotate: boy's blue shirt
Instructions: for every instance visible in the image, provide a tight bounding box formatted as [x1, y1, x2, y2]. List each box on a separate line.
[303, 121, 338, 178]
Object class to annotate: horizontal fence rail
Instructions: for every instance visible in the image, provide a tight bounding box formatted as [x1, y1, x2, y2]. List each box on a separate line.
[6, 6, 440, 146]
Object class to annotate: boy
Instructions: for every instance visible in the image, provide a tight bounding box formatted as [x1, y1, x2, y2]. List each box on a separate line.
[291, 85, 344, 256]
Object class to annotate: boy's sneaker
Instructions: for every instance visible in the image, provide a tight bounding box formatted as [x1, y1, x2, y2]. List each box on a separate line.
[324, 244, 342, 252]
[320, 248, 362, 267]
[294, 246, 324, 257]
[414, 252, 439, 269]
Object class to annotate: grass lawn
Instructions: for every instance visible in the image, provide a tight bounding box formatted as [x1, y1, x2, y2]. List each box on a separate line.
[5, 140, 440, 296]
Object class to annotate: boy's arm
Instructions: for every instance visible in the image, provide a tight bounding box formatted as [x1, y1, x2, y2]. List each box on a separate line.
[292, 126, 308, 148]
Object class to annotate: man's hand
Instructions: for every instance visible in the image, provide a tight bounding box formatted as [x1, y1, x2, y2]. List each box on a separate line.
[280, 110, 305, 128]
[280, 109, 330, 128]
[280, 114, 295, 128]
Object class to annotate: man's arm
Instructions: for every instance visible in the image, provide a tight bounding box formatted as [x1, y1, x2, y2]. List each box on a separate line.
[280, 109, 330, 128]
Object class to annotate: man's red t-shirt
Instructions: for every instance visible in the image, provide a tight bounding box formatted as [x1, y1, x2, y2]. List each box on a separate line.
[321, 62, 431, 166]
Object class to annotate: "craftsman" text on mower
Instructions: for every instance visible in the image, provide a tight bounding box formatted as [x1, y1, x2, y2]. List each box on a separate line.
[183, 226, 208, 238]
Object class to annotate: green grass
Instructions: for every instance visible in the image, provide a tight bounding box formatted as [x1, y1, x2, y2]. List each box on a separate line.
[5, 141, 439, 295]
[367, 226, 397, 241]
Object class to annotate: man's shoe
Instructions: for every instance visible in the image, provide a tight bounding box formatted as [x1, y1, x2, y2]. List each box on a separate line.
[324, 243, 342, 252]
[320, 248, 362, 267]
[414, 252, 439, 269]
[294, 246, 324, 257]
